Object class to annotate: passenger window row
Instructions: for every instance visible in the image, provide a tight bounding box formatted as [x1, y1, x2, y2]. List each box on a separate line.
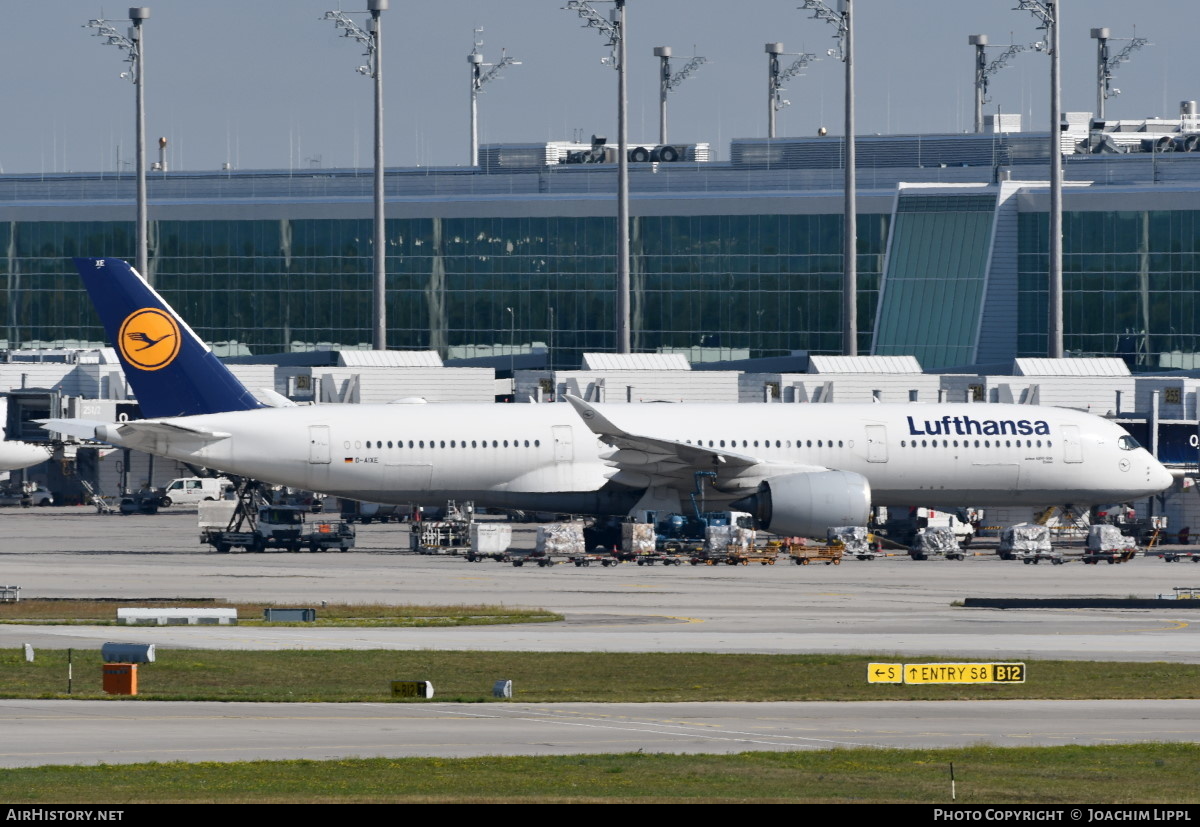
[681, 438, 1054, 450]
[900, 439, 1052, 449]
[685, 438, 847, 449]
[346, 439, 542, 450]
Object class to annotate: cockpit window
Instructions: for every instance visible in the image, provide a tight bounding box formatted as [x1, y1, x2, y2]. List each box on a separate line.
[1118, 435, 1140, 451]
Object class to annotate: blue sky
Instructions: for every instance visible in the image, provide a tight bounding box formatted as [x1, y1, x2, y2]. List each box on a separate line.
[0, 1, 1189, 173]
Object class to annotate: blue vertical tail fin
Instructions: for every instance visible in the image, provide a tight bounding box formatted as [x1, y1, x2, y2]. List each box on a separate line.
[74, 257, 265, 418]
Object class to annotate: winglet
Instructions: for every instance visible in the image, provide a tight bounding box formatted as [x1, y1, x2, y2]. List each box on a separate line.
[565, 394, 626, 438]
[74, 257, 265, 418]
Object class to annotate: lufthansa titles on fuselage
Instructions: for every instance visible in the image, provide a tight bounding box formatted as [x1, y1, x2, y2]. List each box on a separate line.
[906, 415, 1051, 438]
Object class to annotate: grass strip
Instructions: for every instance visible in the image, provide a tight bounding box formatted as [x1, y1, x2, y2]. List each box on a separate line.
[2, 650, 1199, 702]
[1, 744, 1196, 803]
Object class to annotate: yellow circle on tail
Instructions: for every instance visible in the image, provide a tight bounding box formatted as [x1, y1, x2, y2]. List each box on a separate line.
[118, 308, 181, 371]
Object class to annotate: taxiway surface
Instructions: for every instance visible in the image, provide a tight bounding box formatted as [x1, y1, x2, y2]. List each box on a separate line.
[2, 507, 1197, 768]
[2, 508, 1199, 662]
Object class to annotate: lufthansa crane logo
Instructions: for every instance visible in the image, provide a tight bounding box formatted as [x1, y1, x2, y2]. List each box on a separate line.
[118, 308, 181, 371]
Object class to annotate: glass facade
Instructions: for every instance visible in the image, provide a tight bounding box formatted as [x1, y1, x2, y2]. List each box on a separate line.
[1018, 209, 1200, 369]
[874, 194, 996, 369]
[8, 193, 1197, 372]
[1, 213, 890, 368]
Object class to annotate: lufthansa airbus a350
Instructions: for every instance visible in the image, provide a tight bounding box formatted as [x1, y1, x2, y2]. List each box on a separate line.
[42, 258, 1173, 537]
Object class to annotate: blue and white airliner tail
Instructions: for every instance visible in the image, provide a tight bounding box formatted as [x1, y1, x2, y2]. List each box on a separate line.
[73, 257, 264, 418]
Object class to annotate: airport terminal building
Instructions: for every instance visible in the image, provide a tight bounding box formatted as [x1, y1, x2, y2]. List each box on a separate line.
[5, 116, 1200, 533]
[4, 115, 1200, 372]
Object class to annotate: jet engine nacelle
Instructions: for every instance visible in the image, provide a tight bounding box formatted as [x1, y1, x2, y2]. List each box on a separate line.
[738, 470, 871, 538]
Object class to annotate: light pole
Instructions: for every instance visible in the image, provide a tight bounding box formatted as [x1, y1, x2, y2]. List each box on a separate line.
[86, 7, 150, 283]
[801, 0, 855, 356]
[968, 35, 1029, 134]
[1090, 27, 1151, 121]
[765, 42, 817, 139]
[653, 46, 706, 146]
[1016, 0, 1062, 358]
[564, 0, 630, 354]
[469, 30, 521, 167]
[324, 0, 388, 351]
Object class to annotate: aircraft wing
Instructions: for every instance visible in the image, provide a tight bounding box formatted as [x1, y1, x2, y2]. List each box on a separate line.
[565, 395, 871, 535]
[40, 419, 230, 453]
[565, 394, 792, 490]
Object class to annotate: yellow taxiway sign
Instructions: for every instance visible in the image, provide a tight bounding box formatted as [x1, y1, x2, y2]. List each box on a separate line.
[869, 662, 1026, 684]
[867, 663, 903, 683]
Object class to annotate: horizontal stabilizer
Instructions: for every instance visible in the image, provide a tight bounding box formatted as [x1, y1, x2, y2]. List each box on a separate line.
[41, 418, 229, 453]
[37, 419, 105, 441]
[100, 420, 230, 453]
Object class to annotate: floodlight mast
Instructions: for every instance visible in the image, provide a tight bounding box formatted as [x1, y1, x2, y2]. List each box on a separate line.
[1015, 0, 1062, 359]
[765, 43, 818, 139]
[564, 0, 630, 354]
[86, 7, 151, 284]
[323, 1, 388, 351]
[654, 46, 706, 145]
[969, 35, 1029, 134]
[1090, 28, 1151, 121]
[469, 31, 522, 167]
[801, 0, 855, 356]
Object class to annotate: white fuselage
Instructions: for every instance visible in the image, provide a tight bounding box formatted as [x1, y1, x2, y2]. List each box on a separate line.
[101, 401, 1173, 514]
[0, 436, 51, 473]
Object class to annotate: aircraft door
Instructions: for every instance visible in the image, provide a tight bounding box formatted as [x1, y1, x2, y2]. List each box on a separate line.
[553, 425, 574, 463]
[308, 425, 331, 464]
[1061, 424, 1083, 463]
[866, 424, 888, 463]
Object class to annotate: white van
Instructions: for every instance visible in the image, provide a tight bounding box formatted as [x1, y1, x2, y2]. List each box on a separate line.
[161, 477, 232, 507]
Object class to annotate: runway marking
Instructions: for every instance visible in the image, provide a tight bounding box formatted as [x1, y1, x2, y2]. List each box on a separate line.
[622, 584, 660, 589]
[1127, 619, 1189, 632]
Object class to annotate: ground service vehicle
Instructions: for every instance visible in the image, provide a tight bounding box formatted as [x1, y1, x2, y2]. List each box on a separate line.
[0, 482, 54, 507]
[161, 476, 231, 507]
[200, 501, 354, 553]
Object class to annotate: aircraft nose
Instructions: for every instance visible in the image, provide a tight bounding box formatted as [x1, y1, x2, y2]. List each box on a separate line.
[1149, 457, 1173, 493]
